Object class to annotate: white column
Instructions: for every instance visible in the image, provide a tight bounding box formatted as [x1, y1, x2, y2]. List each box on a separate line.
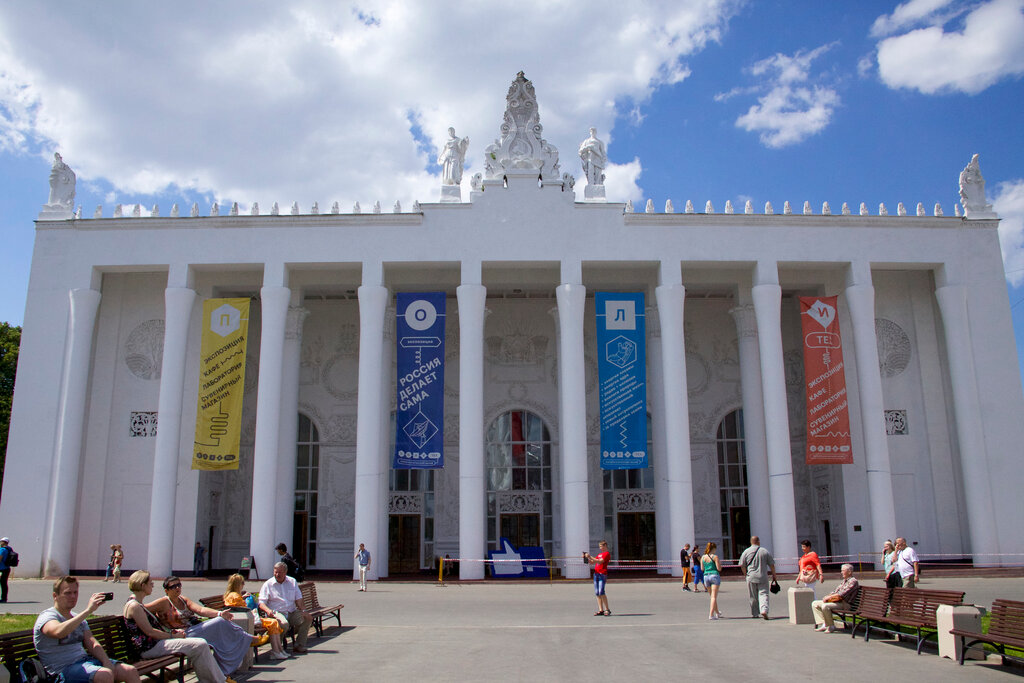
[935, 283, 1000, 564]
[730, 302, 772, 553]
[751, 264, 799, 572]
[457, 283, 487, 579]
[376, 307, 393, 578]
[274, 305, 309, 550]
[655, 284, 694, 577]
[353, 284, 388, 581]
[146, 286, 197, 577]
[845, 268, 897, 550]
[556, 282, 590, 578]
[646, 305, 672, 574]
[249, 285, 291, 578]
[42, 288, 101, 577]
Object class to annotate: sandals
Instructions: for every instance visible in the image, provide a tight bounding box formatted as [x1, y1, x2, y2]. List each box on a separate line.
[593, 610, 611, 616]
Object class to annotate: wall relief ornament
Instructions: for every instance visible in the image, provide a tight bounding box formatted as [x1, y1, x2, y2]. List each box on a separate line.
[124, 319, 165, 380]
[884, 409, 908, 435]
[389, 493, 424, 514]
[816, 485, 831, 515]
[614, 491, 655, 513]
[875, 318, 911, 378]
[130, 411, 158, 437]
[497, 491, 542, 514]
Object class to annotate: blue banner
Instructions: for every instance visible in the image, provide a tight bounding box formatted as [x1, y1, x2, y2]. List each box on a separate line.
[394, 292, 446, 469]
[595, 292, 648, 470]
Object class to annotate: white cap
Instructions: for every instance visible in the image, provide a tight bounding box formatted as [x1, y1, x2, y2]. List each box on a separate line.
[0, 537, 8, 543]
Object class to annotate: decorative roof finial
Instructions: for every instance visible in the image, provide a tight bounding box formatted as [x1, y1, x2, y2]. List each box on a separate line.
[483, 72, 562, 184]
[39, 152, 76, 220]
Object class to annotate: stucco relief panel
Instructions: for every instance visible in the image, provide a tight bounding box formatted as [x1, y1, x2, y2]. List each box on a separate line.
[124, 319, 165, 380]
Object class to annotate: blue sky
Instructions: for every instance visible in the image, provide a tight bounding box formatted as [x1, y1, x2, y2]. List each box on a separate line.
[2, 1, 1024, 375]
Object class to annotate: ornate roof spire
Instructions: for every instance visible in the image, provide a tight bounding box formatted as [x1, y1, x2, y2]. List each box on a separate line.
[483, 71, 561, 182]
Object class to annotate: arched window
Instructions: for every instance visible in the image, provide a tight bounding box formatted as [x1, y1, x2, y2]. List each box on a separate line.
[716, 409, 748, 561]
[295, 414, 320, 567]
[486, 410, 553, 560]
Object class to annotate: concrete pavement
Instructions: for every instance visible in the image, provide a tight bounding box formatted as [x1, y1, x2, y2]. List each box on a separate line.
[2, 574, 1022, 681]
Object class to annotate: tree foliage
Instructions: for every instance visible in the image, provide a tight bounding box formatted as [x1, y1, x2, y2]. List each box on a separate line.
[0, 322, 21, 498]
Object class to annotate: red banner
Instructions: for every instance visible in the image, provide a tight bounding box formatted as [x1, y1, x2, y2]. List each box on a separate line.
[799, 296, 853, 464]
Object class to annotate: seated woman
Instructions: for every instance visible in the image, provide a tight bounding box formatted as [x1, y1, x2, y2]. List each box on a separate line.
[149, 576, 267, 677]
[122, 570, 229, 683]
[223, 573, 287, 660]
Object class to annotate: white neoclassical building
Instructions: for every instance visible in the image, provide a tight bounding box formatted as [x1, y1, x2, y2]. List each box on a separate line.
[3, 72, 1023, 580]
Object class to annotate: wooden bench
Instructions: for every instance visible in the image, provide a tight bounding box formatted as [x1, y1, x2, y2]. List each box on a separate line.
[833, 585, 888, 639]
[861, 587, 965, 654]
[0, 616, 186, 683]
[299, 582, 344, 637]
[199, 593, 297, 653]
[951, 598, 1024, 666]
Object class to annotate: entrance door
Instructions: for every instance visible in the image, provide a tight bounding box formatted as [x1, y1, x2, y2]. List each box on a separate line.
[389, 515, 421, 574]
[729, 506, 750, 560]
[292, 511, 309, 568]
[500, 514, 541, 548]
[617, 512, 656, 562]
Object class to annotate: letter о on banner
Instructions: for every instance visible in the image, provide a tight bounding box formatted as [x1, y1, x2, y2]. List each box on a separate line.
[394, 292, 446, 469]
[595, 292, 648, 469]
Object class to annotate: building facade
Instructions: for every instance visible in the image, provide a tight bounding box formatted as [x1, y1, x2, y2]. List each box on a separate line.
[4, 73, 1023, 579]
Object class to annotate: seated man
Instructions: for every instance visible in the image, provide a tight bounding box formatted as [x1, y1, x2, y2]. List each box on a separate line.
[258, 562, 313, 654]
[811, 563, 860, 633]
[34, 576, 140, 683]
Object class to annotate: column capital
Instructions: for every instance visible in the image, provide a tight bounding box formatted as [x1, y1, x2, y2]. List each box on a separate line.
[285, 306, 310, 340]
[729, 304, 757, 338]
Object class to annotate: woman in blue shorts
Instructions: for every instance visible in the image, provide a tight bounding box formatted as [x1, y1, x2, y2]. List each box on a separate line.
[701, 542, 722, 620]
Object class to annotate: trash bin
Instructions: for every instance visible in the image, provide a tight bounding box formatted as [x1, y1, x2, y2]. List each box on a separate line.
[788, 587, 815, 625]
[937, 604, 986, 661]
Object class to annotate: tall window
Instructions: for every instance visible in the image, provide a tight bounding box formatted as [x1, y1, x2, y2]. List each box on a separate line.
[296, 414, 320, 566]
[716, 409, 748, 560]
[486, 410, 553, 559]
[388, 468, 435, 565]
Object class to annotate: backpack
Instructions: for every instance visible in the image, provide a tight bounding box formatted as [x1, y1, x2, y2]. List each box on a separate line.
[7, 547, 19, 567]
[18, 657, 50, 683]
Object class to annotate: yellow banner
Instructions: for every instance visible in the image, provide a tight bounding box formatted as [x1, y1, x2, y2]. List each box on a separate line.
[192, 298, 250, 470]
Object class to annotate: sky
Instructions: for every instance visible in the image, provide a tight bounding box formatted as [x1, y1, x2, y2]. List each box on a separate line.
[1, 0, 1024, 374]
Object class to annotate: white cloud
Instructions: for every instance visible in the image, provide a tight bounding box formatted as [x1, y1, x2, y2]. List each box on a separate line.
[724, 43, 840, 148]
[603, 158, 644, 203]
[870, 0, 958, 37]
[874, 0, 1024, 94]
[995, 179, 1024, 286]
[0, 1, 740, 209]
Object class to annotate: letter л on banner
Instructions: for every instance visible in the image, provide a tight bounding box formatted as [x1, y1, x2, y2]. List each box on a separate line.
[799, 296, 853, 464]
[193, 298, 251, 470]
[394, 292, 446, 469]
[595, 292, 648, 469]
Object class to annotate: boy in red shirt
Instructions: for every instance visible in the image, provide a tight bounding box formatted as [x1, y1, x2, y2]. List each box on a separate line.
[584, 540, 611, 616]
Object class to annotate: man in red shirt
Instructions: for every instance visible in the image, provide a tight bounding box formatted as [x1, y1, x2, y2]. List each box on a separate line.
[584, 540, 612, 616]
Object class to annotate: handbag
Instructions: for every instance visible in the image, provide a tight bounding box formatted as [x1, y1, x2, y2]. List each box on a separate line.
[769, 578, 781, 594]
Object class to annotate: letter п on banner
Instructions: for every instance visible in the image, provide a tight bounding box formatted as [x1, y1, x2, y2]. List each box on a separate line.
[799, 295, 853, 464]
[193, 298, 251, 470]
[394, 292, 446, 469]
[595, 292, 648, 470]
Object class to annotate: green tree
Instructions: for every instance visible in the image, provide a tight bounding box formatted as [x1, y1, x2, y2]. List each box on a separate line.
[0, 322, 20, 499]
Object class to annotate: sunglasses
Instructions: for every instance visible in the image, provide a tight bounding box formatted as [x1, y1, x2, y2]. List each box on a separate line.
[165, 584, 182, 590]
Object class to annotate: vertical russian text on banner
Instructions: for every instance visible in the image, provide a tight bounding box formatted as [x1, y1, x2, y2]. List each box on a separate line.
[394, 292, 446, 469]
[595, 292, 648, 470]
[799, 296, 853, 465]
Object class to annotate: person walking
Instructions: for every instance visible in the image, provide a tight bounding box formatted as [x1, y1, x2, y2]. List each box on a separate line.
[700, 542, 722, 620]
[0, 537, 12, 603]
[691, 545, 705, 592]
[680, 544, 693, 591]
[584, 540, 611, 616]
[354, 543, 371, 591]
[111, 545, 124, 583]
[889, 537, 920, 588]
[739, 536, 776, 619]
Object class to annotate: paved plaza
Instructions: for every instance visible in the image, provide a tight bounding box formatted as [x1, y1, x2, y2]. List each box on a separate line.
[2, 574, 1022, 681]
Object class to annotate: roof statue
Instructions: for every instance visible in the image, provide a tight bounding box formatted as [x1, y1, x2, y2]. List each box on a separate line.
[39, 152, 76, 220]
[959, 153, 996, 219]
[579, 127, 606, 201]
[439, 127, 469, 203]
[483, 72, 562, 183]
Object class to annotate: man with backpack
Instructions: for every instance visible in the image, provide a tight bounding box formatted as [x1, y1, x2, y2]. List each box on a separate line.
[0, 536, 15, 603]
[274, 543, 305, 582]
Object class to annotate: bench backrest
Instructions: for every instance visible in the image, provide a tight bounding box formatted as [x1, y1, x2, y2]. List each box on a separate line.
[199, 595, 227, 610]
[889, 588, 964, 625]
[298, 581, 317, 611]
[88, 615, 144, 663]
[0, 629, 38, 679]
[988, 599, 1024, 641]
[856, 586, 890, 618]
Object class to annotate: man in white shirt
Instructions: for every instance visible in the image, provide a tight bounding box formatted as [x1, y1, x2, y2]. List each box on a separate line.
[259, 562, 313, 654]
[893, 537, 920, 588]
